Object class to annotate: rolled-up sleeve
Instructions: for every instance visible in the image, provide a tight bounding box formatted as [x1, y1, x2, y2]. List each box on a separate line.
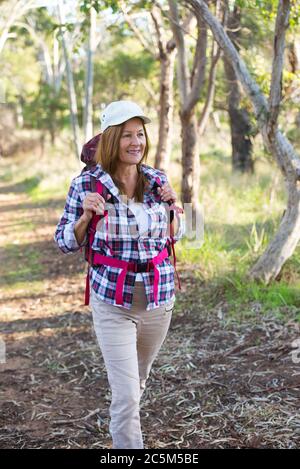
[54, 178, 87, 253]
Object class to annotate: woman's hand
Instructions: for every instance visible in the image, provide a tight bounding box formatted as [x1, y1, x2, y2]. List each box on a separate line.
[157, 183, 177, 203]
[82, 192, 111, 222]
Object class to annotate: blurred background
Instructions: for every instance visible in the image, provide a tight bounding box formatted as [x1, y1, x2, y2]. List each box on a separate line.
[0, 0, 299, 449]
[1, 0, 299, 312]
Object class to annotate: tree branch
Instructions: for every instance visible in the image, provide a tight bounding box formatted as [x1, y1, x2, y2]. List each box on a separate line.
[185, 0, 300, 179]
[150, 5, 167, 59]
[268, 0, 290, 135]
[119, 0, 155, 57]
[168, 0, 190, 104]
[184, 14, 207, 114]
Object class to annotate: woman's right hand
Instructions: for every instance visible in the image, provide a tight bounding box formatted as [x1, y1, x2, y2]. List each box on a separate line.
[82, 192, 111, 222]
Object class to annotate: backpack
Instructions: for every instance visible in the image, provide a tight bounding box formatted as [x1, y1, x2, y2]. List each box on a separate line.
[79, 134, 181, 305]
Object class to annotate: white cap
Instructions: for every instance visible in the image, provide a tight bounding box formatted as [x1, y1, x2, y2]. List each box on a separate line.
[100, 100, 151, 133]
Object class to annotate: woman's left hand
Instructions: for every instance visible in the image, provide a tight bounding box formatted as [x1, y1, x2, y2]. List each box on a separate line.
[157, 183, 177, 203]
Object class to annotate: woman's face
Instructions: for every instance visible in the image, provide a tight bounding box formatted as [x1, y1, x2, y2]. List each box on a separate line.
[119, 117, 146, 165]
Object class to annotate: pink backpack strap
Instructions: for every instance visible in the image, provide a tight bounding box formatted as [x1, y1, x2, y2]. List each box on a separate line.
[154, 176, 181, 292]
[84, 178, 113, 305]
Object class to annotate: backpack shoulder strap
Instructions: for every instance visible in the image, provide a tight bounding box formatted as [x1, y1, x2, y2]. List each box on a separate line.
[90, 175, 97, 192]
[87, 177, 113, 250]
[83, 177, 112, 306]
[153, 176, 174, 224]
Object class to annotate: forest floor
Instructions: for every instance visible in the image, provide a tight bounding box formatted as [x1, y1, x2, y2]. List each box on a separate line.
[0, 169, 299, 449]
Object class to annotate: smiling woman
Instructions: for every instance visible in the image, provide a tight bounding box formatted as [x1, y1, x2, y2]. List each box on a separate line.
[117, 120, 147, 198]
[54, 100, 185, 450]
[95, 110, 151, 203]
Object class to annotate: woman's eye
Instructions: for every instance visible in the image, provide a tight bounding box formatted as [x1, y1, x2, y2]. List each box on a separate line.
[122, 133, 144, 137]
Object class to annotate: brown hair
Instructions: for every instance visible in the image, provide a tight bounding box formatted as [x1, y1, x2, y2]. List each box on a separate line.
[95, 120, 150, 203]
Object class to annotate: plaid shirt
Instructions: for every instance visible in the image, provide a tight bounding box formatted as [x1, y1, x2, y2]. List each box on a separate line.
[54, 163, 185, 310]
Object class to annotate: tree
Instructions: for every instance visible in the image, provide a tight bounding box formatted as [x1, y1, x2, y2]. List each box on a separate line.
[167, 0, 209, 228]
[119, 0, 178, 172]
[223, 3, 254, 173]
[57, 0, 81, 160]
[186, 0, 300, 283]
[197, 0, 222, 138]
[83, 5, 97, 141]
[15, 8, 67, 142]
[0, 0, 37, 57]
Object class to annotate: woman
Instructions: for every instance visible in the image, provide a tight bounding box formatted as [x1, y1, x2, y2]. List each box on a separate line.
[54, 100, 185, 449]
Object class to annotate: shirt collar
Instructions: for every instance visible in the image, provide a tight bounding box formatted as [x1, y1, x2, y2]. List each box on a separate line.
[86, 163, 164, 200]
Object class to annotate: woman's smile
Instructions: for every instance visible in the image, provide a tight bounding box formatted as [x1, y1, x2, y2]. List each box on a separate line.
[127, 149, 141, 155]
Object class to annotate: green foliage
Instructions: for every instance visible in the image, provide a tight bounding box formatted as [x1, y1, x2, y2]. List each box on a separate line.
[1, 38, 41, 103]
[223, 273, 300, 315]
[92, 49, 156, 103]
[26, 7, 57, 37]
[233, 0, 277, 21]
[174, 138, 299, 319]
[290, 0, 300, 27]
[245, 223, 268, 255]
[18, 175, 42, 195]
[1, 243, 42, 286]
[80, 0, 119, 14]
[234, 0, 300, 27]
[23, 82, 69, 131]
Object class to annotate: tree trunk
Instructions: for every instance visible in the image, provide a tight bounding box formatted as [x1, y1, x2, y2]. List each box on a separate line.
[224, 4, 253, 173]
[250, 161, 300, 282]
[180, 108, 202, 230]
[83, 6, 96, 142]
[168, 0, 206, 226]
[57, 0, 81, 159]
[154, 48, 176, 172]
[186, 0, 300, 283]
[198, 33, 221, 136]
[224, 58, 253, 173]
[0, 0, 35, 56]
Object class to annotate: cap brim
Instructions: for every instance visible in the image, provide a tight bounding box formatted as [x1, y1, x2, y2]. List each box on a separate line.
[101, 114, 151, 132]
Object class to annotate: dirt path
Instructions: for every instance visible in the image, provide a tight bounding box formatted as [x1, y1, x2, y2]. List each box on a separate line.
[0, 180, 299, 449]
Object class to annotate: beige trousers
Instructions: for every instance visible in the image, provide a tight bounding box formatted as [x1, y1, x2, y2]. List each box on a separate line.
[90, 283, 175, 449]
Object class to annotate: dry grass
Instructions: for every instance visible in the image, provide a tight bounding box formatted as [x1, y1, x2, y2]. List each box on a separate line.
[1, 281, 299, 448]
[1, 143, 299, 449]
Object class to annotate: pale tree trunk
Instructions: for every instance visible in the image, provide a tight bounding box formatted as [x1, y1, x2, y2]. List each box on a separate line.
[120, 1, 179, 172]
[186, 0, 300, 283]
[15, 20, 63, 144]
[0, 0, 37, 56]
[57, 0, 81, 160]
[287, 38, 300, 128]
[16, 97, 24, 128]
[83, 6, 96, 142]
[198, 27, 221, 136]
[168, 0, 207, 226]
[150, 5, 178, 171]
[223, 4, 253, 173]
[154, 48, 176, 171]
[181, 108, 201, 213]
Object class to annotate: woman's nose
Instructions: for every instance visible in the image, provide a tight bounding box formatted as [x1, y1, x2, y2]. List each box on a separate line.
[130, 135, 141, 145]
